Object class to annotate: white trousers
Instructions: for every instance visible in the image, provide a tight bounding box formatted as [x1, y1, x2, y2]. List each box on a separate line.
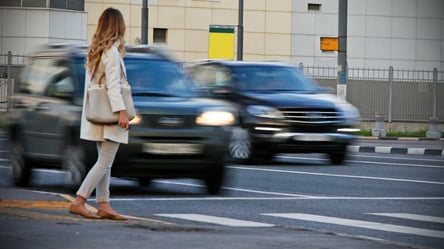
[76, 140, 120, 203]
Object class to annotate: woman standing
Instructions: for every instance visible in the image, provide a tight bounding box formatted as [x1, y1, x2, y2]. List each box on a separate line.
[69, 7, 131, 220]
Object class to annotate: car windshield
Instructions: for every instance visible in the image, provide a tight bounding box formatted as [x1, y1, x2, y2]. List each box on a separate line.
[231, 66, 320, 92]
[126, 58, 192, 98]
[73, 57, 192, 98]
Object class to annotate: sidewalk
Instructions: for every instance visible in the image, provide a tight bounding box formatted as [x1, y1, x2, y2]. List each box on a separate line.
[351, 136, 444, 156]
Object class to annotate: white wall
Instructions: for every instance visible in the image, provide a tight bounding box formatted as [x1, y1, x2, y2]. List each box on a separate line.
[0, 8, 87, 55]
[291, 0, 444, 70]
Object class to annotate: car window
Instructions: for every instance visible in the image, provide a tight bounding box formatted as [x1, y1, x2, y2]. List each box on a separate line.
[45, 71, 75, 98]
[191, 65, 231, 88]
[18, 58, 73, 96]
[125, 58, 192, 97]
[232, 66, 319, 92]
[18, 58, 54, 95]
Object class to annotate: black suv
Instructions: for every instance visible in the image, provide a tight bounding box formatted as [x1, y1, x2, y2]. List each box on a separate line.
[186, 60, 360, 165]
[8, 45, 237, 194]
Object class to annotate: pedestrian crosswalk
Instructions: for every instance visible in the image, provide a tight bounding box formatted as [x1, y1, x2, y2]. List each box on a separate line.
[155, 212, 444, 239]
[156, 213, 274, 227]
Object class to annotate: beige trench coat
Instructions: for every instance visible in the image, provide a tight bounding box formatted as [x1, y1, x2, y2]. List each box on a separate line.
[80, 45, 129, 144]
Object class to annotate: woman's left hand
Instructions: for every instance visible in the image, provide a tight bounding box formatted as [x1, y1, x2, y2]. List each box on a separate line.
[118, 110, 130, 130]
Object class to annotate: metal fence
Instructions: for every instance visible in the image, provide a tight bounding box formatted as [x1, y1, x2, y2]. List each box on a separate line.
[0, 52, 27, 111]
[0, 52, 443, 123]
[299, 64, 444, 123]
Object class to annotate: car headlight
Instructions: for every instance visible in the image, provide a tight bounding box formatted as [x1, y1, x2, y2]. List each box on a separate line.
[247, 105, 284, 119]
[129, 114, 143, 125]
[196, 109, 236, 126]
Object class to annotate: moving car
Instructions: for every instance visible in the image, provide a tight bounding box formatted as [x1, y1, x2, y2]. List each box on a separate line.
[8, 44, 237, 194]
[186, 60, 360, 164]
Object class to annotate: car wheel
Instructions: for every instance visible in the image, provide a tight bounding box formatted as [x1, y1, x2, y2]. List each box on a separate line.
[138, 178, 152, 187]
[228, 127, 252, 162]
[328, 147, 347, 165]
[9, 138, 32, 186]
[254, 149, 275, 162]
[204, 164, 225, 195]
[63, 145, 88, 186]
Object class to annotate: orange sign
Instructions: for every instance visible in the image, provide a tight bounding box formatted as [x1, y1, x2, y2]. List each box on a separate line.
[320, 37, 338, 51]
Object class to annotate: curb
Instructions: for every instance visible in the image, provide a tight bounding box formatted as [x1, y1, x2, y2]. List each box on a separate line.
[348, 146, 444, 156]
[358, 136, 444, 141]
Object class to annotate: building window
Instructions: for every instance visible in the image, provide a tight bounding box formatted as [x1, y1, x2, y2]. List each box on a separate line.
[50, 0, 83, 10]
[153, 28, 167, 44]
[0, 0, 84, 10]
[308, 3, 321, 11]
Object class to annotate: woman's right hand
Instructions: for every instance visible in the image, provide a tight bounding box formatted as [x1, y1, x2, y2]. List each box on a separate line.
[118, 110, 130, 130]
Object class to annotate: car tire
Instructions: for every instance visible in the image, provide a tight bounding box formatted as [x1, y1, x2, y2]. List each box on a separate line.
[204, 164, 225, 195]
[228, 127, 252, 162]
[10, 137, 32, 187]
[254, 149, 275, 162]
[63, 144, 88, 187]
[328, 147, 347, 165]
[138, 178, 152, 187]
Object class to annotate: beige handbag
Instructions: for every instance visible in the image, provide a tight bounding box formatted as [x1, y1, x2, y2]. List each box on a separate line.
[85, 62, 136, 125]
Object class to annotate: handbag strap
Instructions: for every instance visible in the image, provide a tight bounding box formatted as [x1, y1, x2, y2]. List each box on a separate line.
[89, 56, 127, 87]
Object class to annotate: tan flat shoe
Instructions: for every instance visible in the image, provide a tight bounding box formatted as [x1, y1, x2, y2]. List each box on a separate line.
[97, 209, 128, 221]
[69, 204, 100, 219]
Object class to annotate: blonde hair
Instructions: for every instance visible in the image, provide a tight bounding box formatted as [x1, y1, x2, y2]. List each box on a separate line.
[86, 7, 126, 74]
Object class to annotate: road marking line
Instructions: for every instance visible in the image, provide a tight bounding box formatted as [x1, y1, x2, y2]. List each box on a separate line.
[155, 213, 274, 227]
[110, 196, 444, 201]
[369, 213, 444, 224]
[228, 166, 444, 185]
[278, 155, 444, 169]
[262, 213, 444, 239]
[350, 154, 444, 163]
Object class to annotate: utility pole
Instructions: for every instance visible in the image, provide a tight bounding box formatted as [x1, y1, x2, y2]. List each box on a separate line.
[337, 0, 347, 99]
[141, 0, 149, 44]
[237, 0, 244, 61]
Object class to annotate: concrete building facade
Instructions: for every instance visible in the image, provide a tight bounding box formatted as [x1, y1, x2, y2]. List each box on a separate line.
[1, 0, 443, 70]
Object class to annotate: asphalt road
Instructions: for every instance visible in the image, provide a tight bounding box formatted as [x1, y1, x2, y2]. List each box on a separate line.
[0, 132, 443, 249]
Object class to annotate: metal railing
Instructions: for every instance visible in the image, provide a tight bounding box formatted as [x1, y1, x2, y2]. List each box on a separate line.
[299, 64, 443, 123]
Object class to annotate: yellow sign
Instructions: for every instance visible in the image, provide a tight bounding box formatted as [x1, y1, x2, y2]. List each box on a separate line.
[320, 37, 338, 51]
[208, 25, 235, 60]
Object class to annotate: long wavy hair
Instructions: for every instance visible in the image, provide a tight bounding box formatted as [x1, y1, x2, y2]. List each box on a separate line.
[86, 7, 126, 74]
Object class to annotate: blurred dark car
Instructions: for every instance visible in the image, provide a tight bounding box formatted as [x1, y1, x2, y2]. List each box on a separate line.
[8, 44, 237, 194]
[185, 60, 360, 165]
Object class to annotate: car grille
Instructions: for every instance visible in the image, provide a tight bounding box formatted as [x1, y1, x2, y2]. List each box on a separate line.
[280, 108, 343, 124]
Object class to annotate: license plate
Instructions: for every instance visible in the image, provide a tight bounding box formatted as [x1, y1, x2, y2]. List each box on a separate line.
[293, 134, 332, 142]
[143, 143, 203, 155]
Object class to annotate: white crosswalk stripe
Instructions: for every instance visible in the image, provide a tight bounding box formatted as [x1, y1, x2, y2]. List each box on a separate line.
[155, 213, 274, 227]
[155, 212, 444, 239]
[262, 213, 444, 239]
[369, 213, 444, 224]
